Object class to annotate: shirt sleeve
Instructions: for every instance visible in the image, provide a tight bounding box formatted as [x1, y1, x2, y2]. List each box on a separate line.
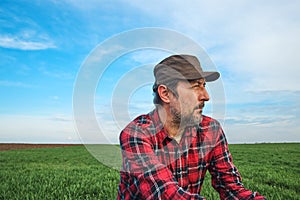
[118, 125, 204, 200]
[208, 125, 266, 200]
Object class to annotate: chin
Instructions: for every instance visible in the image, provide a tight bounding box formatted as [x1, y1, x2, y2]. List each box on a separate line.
[192, 114, 202, 125]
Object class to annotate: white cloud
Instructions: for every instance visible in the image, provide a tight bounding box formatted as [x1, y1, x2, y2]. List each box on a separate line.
[225, 122, 300, 144]
[129, 50, 170, 65]
[125, 0, 300, 92]
[0, 35, 56, 50]
[223, 90, 300, 143]
[0, 80, 35, 88]
[50, 96, 60, 101]
[2, 0, 299, 144]
[50, 114, 72, 122]
[0, 115, 79, 143]
[58, 0, 131, 15]
[38, 66, 74, 80]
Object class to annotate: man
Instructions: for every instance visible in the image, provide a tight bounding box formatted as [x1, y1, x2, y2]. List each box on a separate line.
[117, 55, 266, 199]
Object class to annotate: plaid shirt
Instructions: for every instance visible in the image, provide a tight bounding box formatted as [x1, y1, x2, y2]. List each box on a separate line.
[117, 109, 266, 200]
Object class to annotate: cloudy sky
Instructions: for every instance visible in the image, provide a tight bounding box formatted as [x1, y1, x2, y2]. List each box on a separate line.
[1, 0, 299, 144]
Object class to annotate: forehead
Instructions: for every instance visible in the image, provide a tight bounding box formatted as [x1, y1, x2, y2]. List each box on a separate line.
[188, 78, 206, 84]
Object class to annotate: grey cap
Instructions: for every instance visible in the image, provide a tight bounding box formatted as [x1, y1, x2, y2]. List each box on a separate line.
[154, 54, 220, 85]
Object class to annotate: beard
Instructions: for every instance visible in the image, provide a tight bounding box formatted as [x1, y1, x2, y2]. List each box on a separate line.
[170, 103, 204, 127]
[170, 106, 182, 125]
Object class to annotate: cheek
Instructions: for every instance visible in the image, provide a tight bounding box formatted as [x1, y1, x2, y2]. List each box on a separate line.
[179, 96, 195, 111]
[180, 92, 197, 104]
[176, 88, 198, 110]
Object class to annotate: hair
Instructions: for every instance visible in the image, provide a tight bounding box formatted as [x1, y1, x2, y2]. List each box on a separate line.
[152, 79, 179, 106]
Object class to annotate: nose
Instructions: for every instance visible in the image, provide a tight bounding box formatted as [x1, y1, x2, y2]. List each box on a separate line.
[198, 87, 210, 102]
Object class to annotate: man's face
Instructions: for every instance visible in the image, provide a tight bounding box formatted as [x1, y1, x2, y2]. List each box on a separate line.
[169, 78, 210, 126]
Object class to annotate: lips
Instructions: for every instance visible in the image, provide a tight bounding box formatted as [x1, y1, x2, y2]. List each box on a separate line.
[195, 103, 205, 110]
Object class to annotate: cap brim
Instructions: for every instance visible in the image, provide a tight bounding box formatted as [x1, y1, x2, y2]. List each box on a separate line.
[202, 72, 220, 82]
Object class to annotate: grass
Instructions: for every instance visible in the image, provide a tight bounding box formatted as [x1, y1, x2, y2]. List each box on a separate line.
[0, 143, 299, 199]
[200, 143, 300, 199]
[0, 146, 119, 199]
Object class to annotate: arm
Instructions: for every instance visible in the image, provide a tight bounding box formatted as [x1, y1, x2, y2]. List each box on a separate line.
[208, 126, 266, 200]
[118, 125, 204, 200]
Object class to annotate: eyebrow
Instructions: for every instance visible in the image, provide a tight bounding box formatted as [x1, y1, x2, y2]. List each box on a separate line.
[188, 79, 206, 85]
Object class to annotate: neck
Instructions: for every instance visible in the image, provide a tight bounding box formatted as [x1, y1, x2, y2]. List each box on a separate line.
[157, 106, 186, 138]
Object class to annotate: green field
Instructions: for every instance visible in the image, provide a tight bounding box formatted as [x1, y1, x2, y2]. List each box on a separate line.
[1, 143, 299, 199]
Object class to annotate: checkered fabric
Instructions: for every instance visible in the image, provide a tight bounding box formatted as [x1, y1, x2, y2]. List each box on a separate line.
[117, 109, 266, 200]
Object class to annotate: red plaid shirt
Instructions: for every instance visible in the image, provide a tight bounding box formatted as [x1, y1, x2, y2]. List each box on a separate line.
[117, 109, 265, 200]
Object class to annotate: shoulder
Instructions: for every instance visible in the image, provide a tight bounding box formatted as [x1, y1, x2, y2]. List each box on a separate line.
[201, 115, 221, 128]
[120, 112, 154, 137]
[198, 115, 226, 145]
[119, 112, 156, 146]
[127, 113, 153, 129]
[198, 115, 224, 137]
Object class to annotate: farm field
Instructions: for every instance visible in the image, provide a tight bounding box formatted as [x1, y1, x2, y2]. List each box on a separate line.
[0, 143, 299, 199]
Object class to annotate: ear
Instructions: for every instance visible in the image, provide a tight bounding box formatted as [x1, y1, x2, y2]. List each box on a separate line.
[157, 85, 170, 104]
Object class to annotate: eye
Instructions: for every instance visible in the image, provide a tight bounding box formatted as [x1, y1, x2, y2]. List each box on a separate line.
[191, 83, 201, 89]
[190, 81, 206, 89]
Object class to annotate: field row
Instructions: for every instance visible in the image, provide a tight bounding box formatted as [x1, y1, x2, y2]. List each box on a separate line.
[1, 143, 299, 199]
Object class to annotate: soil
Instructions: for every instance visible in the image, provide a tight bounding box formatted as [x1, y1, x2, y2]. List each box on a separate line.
[0, 143, 82, 151]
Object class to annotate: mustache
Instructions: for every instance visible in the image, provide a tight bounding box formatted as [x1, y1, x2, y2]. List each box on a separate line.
[194, 103, 205, 110]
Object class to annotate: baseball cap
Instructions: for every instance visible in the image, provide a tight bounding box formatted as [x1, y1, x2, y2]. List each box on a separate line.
[153, 54, 220, 86]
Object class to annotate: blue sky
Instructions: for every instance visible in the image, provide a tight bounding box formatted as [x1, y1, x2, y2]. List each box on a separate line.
[0, 0, 300, 144]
